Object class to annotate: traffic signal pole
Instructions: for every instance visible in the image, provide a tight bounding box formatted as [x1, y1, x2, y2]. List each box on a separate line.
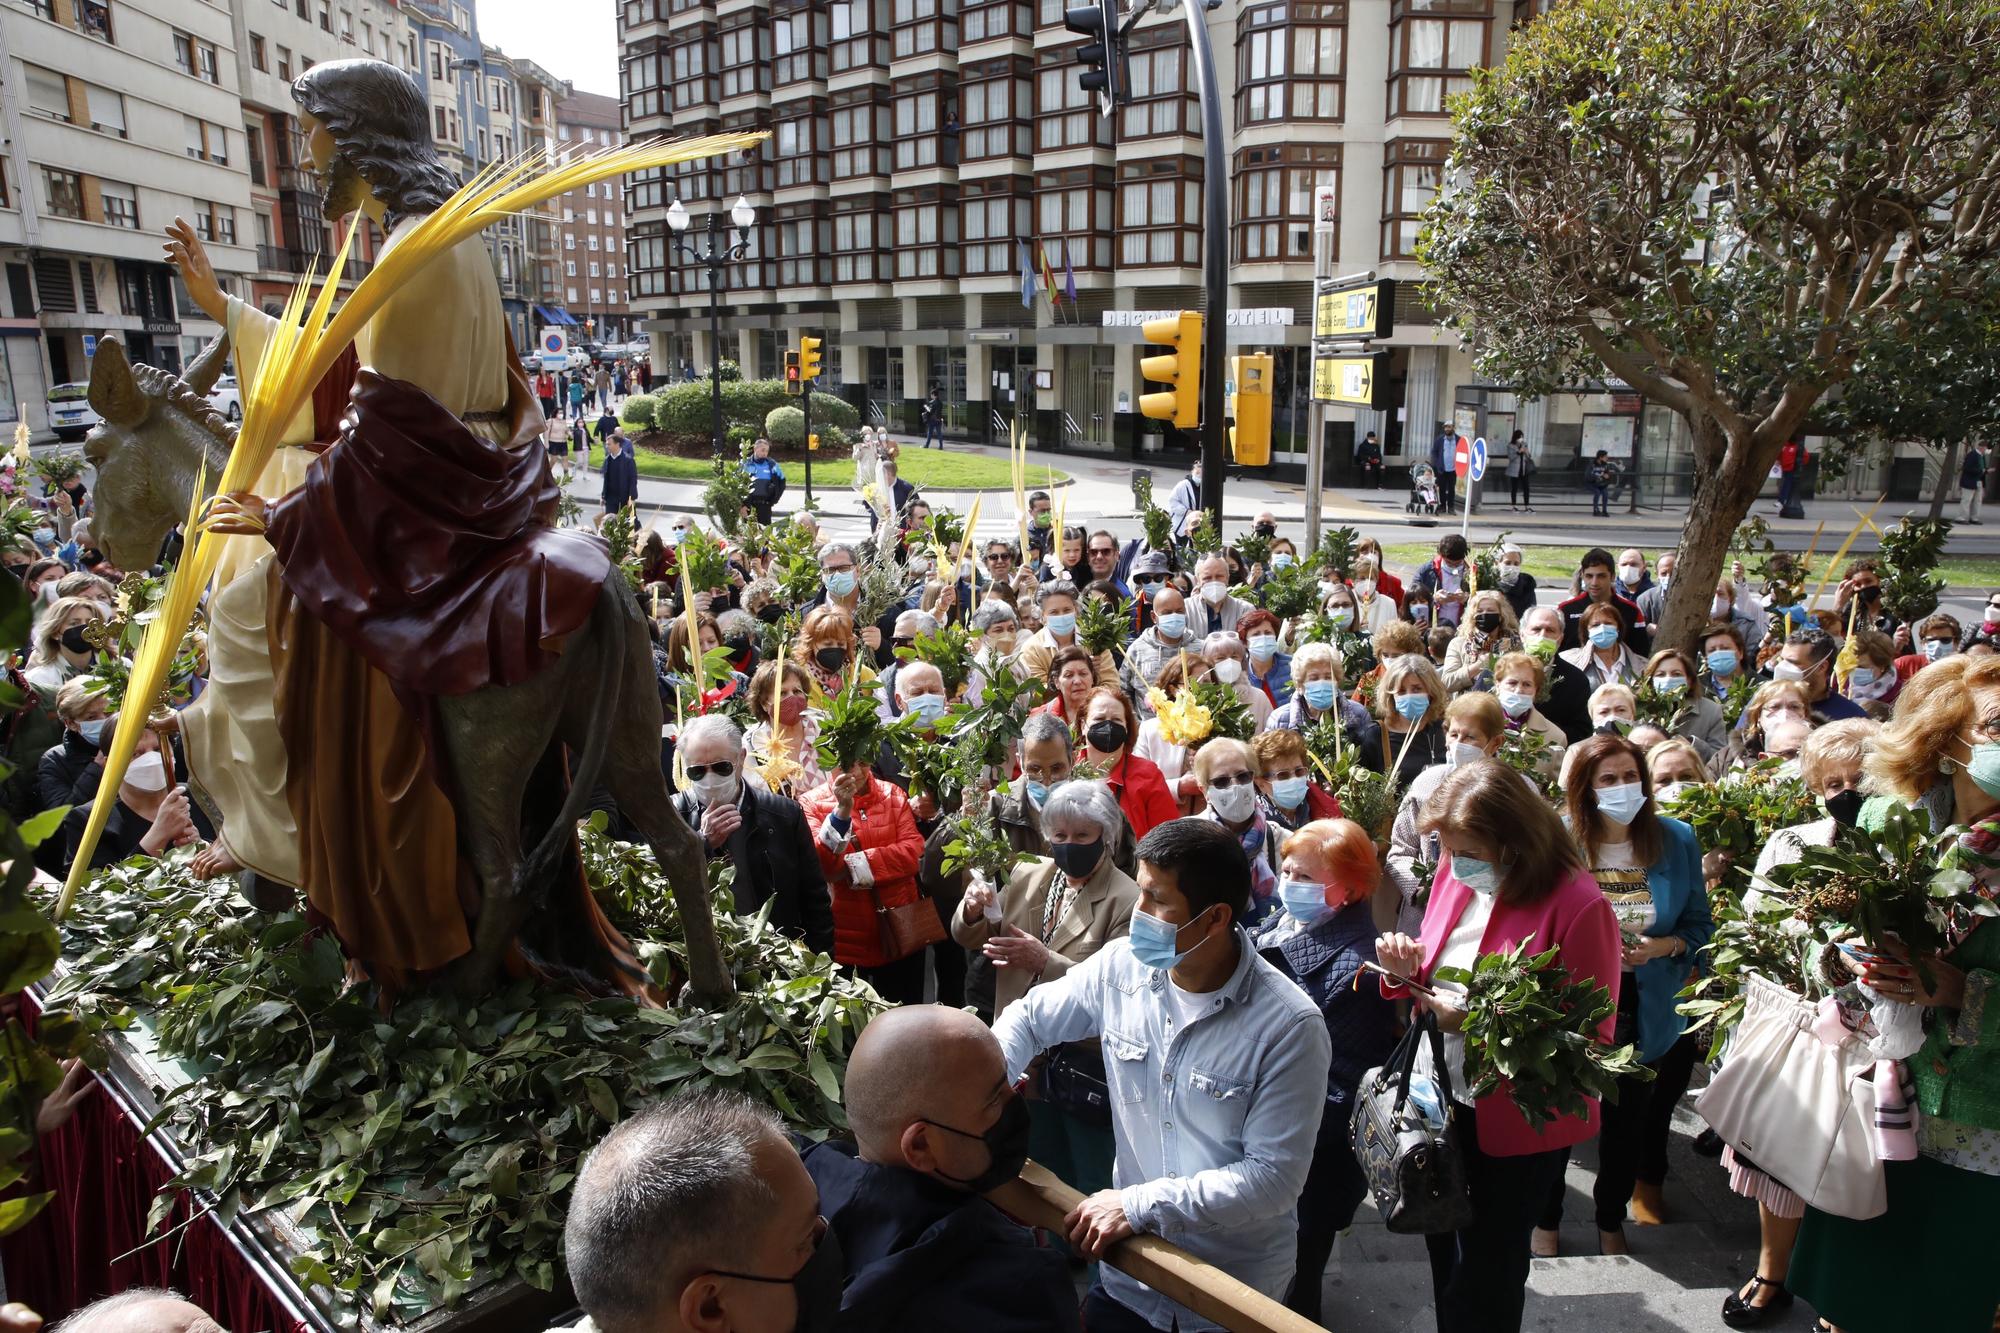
[1184, 0, 1228, 533]
[803, 381, 814, 508]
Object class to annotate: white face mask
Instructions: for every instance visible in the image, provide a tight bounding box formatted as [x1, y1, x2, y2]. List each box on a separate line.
[1772, 660, 1809, 682]
[1355, 580, 1377, 599]
[1200, 580, 1229, 606]
[1711, 597, 1732, 618]
[1447, 741, 1488, 769]
[1206, 782, 1256, 822]
[1499, 562, 1522, 585]
[125, 750, 169, 793]
[1618, 564, 1643, 586]
[1211, 658, 1244, 685]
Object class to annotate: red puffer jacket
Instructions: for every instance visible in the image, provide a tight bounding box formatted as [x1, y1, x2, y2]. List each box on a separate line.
[798, 775, 927, 968]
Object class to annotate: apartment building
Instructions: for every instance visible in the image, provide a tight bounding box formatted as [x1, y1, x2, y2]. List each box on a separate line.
[619, 0, 1676, 479]
[553, 89, 628, 344]
[0, 0, 257, 425]
[510, 57, 572, 341]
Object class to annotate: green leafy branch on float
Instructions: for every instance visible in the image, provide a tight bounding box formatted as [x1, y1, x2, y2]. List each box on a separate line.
[1495, 724, 1563, 803]
[1076, 592, 1134, 660]
[702, 442, 756, 535]
[885, 708, 966, 806]
[1132, 473, 1173, 557]
[946, 659, 1037, 778]
[39, 835, 884, 1318]
[768, 517, 828, 607]
[1435, 940, 1653, 1130]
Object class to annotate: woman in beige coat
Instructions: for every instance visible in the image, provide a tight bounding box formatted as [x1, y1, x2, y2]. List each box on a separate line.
[954, 778, 1137, 1197]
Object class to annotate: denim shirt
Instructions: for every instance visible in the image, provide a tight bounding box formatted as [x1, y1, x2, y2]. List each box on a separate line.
[993, 929, 1332, 1330]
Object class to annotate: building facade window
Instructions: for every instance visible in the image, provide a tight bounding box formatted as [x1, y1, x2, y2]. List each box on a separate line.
[960, 57, 1031, 162]
[629, 222, 667, 298]
[1388, 0, 1488, 117]
[1235, 1, 1345, 126]
[830, 0, 889, 74]
[669, 27, 718, 110]
[1035, 45, 1109, 151]
[829, 90, 891, 179]
[722, 110, 772, 193]
[246, 122, 267, 187]
[1034, 165, 1112, 270]
[250, 34, 268, 71]
[830, 201, 889, 283]
[893, 185, 959, 279]
[1116, 156, 1200, 267]
[961, 175, 1030, 276]
[774, 104, 830, 188]
[1381, 136, 1447, 257]
[41, 168, 83, 220]
[1121, 28, 1197, 140]
[773, 0, 830, 84]
[962, 0, 1030, 43]
[891, 0, 957, 59]
[622, 45, 664, 121]
[718, 13, 770, 98]
[891, 72, 955, 171]
[775, 202, 827, 287]
[1233, 142, 1337, 262]
[101, 181, 140, 230]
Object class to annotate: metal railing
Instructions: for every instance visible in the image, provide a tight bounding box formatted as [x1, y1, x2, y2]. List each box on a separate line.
[990, 407, 1008, 438]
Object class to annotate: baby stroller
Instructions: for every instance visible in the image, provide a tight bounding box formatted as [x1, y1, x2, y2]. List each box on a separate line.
[1407, 462, 1441, 515]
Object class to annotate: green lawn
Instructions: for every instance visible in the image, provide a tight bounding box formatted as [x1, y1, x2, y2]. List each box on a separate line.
[1383, 542, 2000, 590]
[586, 446, 1062, 490]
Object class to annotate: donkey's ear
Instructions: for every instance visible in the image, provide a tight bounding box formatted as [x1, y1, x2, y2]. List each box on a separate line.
[184, 333, 230, 397]
[87, 338, 150, 427]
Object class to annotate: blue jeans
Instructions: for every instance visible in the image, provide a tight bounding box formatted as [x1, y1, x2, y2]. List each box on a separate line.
[924, 418, 945, 448]
[1591, 484, 1609, 515]
[1777, 471, 1798, 508]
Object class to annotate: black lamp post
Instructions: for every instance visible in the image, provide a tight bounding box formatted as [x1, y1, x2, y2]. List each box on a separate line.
[666, 194, 756, 456]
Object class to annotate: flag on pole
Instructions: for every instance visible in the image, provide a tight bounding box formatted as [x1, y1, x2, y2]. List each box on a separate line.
[1039, 241, 1060, 306]
[1062, 240, 1078, 303]
[1018, 240, 1035, 309]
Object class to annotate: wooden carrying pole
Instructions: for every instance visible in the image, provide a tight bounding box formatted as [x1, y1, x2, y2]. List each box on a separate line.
[987, 1163, 1331, 1333]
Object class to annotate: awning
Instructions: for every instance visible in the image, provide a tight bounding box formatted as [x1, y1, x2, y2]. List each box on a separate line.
[533, 305, 563, 325]
[551, 307, 580, 326]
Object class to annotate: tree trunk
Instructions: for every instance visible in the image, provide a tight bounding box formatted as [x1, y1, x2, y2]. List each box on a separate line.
[1657, 419, 1771, 653]
[1930, 438, 1961, 521]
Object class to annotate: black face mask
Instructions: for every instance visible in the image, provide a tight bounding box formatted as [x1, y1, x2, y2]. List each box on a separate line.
[724, 635, 755, 660]
[1473, 612, 1503, 633]
[1825, 789, 1865, 828]
[1254, 522, 1276, 538]
[814, 646, 849, 672]
[757, 602, 788, 625]
[1085, 720, 1128, 754]
[1858, 585, 1881, 603]
[711, 1223, 846, 1333]
[60, 625, 94, 655]
[925, 1094, 1032, 1193]
[1051, 837, 1104, 880]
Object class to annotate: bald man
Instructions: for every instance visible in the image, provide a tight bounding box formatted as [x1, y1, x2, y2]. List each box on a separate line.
[45, 1290, 223, 1333]
[801, 1007, 1080, 1333]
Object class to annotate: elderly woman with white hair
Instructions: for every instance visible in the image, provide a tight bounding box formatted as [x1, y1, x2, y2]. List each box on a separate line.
[1199, 630, 1273, 730]
[1265, 640, 1380, 755]
[954, 778, 1138, 1199]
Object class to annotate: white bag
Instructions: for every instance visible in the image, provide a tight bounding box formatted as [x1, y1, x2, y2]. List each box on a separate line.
[1695, 973, 1887, 1220]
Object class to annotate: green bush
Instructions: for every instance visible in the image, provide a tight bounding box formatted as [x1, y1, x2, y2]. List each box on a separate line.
[716, 358, 742, 382]
[763, 406, 849, 453]
[618, 394, 661, 431]
[725, 423, 758, 449]
[655, 382, 718, 433]
[720, 379, 792, 424]
[803, 391, 860, 433]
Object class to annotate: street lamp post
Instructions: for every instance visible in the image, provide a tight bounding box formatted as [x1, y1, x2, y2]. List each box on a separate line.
[666, 195, 756, 456]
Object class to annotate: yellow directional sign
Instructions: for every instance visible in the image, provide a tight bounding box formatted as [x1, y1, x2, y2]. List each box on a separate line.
[1314, 279, 1396, 340]
[1312, 351, 1391, 408]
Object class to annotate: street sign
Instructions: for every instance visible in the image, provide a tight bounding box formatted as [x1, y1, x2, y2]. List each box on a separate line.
[1469, 436, 1488, 481]
[538, 326, 568, 370]
[81, 334, 96, 359]
[1454, 436, 1471, 479]
[1311, 351, 1391, 408]
[1313, 277, 1396, 341]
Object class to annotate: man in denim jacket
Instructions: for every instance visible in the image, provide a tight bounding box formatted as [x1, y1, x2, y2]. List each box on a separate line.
[993, 818, 1331, 1332]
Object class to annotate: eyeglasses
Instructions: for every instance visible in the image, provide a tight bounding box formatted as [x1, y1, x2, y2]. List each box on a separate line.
[1133, 575, 1163, 587]
[892, 637, 915, 649]
[1207, 770, 1256, 789]
[1089, 546, 1116, 557]
[822, 562, 854, 574]
[1971, 716, 2000, 743]
[1022, 763, 1069, 781]
[707, 1216, 831, 1290]
[684, 761, 737, 780]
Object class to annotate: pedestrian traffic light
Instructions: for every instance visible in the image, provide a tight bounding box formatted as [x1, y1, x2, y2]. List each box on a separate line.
[1139, 311, 1202, 431]
[1063, 0, 1127, 109]
[783, 350, 802, 396]
[1228, 353, 1272, 467]
[799, 335, 823, 382]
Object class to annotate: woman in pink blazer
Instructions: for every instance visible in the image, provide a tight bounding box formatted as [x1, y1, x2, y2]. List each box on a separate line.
[1376, 760, 1623, 1333]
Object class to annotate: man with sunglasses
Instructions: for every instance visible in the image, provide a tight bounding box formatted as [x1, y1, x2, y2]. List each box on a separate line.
[802, 1005, 1079, 1333]
[1083, 529, 1131, 598]
[671, 714, 833, 956]
[566, 1089, 844, 1333]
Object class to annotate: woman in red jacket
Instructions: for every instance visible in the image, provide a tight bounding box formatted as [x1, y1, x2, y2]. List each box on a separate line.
[1077, 686, 1178, 840]
[1375, 760, 1621, 1333]
[799, 760, 929, 1003]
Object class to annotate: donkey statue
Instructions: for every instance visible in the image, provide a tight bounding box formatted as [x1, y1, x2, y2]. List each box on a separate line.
[81, 336, 735, 1008]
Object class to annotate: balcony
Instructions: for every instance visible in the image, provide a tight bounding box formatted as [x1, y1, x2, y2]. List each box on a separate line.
[256, 243, 292, 273]
[278, 166, 320, 194]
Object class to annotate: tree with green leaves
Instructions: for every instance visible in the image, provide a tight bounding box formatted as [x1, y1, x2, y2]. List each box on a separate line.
[1423, 0, 2000, 650]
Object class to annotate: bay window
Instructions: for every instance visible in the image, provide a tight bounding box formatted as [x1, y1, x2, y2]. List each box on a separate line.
[830, 0, 889, 73]
[892, 72, 955, 171]
[1381, 136, 1447, 258]
[961, 56, 1031, 161]
[776, 202, 828, 287]
[1121, 29, 1197, 140]
[1035, 44, 1109, 151]
[773, 103, 830, 188]
[774, 0, 830, 84]
[961, 175, 1031, 276]
[1234, 143, 1339, 263]
[962, 0, 1029, 42]
[1034, 165, 1112, 270]
[892, 0, 957, 58]
[1116, 157, 1200, 268]
[1388, 0, 1487, 117]
[831, 200, 890, 283]
[894, 185, 960, 279]
[830, 88, 891, 178]
[1235, 1, 1346, 127]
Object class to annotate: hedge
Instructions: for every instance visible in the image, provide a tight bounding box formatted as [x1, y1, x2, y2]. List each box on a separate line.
[628, 379, 862, 438]
[764, 406, 849, 452]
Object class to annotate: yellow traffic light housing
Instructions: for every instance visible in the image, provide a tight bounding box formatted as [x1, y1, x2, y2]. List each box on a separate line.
[800, 335, 824, 382]
[1139, 311, 1202, 431]
[783, 350, 802, 396]
[1228, 353, 1273, 467]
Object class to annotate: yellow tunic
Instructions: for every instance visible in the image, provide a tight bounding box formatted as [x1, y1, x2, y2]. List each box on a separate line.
[180, 219, 513, 885]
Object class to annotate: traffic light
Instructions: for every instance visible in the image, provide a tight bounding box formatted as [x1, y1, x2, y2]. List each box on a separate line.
[1139, 311, 1202, 431]
[783, 350, 802, 395]
[1228, 353, 1272, 467]
[799, 335, 823, 382]
[1063, 0, 1127, 109]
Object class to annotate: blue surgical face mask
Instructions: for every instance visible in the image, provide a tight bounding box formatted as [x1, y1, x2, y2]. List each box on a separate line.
[1394, 693, 1429, 722]
[77, 717, 107, 745]
[1497, 689, 1534, 718]
[1653, 675, 1688, 695]
[1045, 612, 1077, 638]
[1128, 904, 1214, 971]
[1595, 781, 1647, 826]
[1849, 667, 1877, 689]
[1453, 853, 1501, 896]
[1923, 638, 1955, 663]
[1588, 623, 1621, 651]
[33, 528, 54, 545]
[1278, 875, 1331, 925]
[1706, 649, 1740, 677]
[1302, 679, 1337, 711]
[1328, 606, 1355, 630]
[823, 568, 858, 598]
[1271, 552, 1294, 571]
[667, 527, 689, 547]
[1969, 742, 2000, 799]
[1024, 778, 1050, 807]
[1156, 612, 1187, 640]
[1269, 775, 1311, 809]
[1247, 634, 1278, 662]
[905, 692, 947, 723]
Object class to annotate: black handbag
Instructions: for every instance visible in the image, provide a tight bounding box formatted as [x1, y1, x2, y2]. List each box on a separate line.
[1348, 1010, 1475, 1235]
[1038, 1041, 1113, 1127]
